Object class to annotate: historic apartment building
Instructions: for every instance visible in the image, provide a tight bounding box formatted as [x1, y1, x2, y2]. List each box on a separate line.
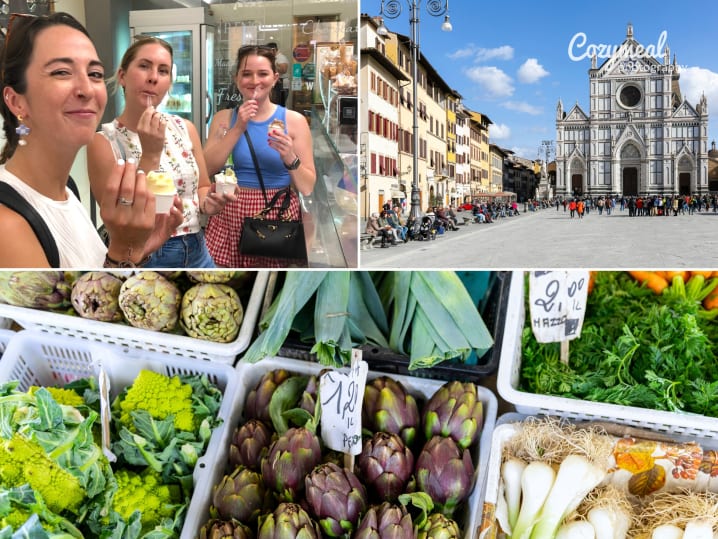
[556, 23, 709, 198]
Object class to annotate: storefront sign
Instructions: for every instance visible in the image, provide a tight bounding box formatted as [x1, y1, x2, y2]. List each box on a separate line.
[293, 43, 311, 63]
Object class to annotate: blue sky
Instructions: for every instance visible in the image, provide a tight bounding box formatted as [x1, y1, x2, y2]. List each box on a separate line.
[361, 0, 718, 160]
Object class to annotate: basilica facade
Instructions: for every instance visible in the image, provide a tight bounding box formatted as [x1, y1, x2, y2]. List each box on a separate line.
[555, 24, 709, 198]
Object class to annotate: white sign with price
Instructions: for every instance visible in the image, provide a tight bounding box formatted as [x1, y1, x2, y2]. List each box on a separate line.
[319, 350, 368, 455]
[529, 270, 590, 343]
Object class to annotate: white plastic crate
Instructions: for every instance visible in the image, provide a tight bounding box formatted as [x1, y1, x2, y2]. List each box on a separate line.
[497, 271, 718, 440]
[0, 328, 15, 356]
[0, 329, 239, 539]
[184, 356, 498, 539]
[0, 271, 269, 365]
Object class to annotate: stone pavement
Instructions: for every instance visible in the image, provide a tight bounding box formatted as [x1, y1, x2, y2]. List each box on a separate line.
[360, 206, 718, 268]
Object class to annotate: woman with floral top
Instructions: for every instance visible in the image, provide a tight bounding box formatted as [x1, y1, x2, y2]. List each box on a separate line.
[88, 36, 234, 268]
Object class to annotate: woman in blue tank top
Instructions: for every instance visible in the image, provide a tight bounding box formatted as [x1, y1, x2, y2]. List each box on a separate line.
[203, 45, 316, 267]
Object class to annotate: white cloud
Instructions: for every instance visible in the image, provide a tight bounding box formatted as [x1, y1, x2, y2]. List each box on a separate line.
[448, 45, 478, 60]
[490, 123, 512, 140]
[475, 45, 514, 62]
[464, 66, 514, 98]
[502, 101, 543, 115]
[680, 66, 718, 110]
[517, 58, 550, 84]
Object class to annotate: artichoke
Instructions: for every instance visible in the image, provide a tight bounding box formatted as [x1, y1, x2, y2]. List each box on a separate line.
[244, 370, 292, 425]
[354, 502, 416, 539]
[257, 503, 321, 539]
[118, 271, 181, 331]
[357, 432, 414, 502]
[363, 377, 420, 448]
[304, 462, 369, 538]
[422, 381, 483, 450]
[299, 375, 319, 415]
[0, 271, 78, 310]
[210, 466, 271, 527]
[261, 426, 322, 502]
[70, 271, 124, 322]
[199, 518, 254, 539]
[416, 513, 460, 539]
[229, 419, 274, 472]
[187, 271, 240, 284]
[180, 283, 244, 342]
[415, 436, 475, 518]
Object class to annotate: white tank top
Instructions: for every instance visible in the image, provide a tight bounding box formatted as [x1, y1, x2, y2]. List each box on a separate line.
[0, 166, 106, 267]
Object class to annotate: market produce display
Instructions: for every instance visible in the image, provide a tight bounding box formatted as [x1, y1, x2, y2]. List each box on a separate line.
[242, 271, 494, 370]
[0, 367, 225, 538]
[482, 417, 718, 539]
[198, 368, 486, 539]
[520, 271, 718, 416]
[0, 271, 252, 343]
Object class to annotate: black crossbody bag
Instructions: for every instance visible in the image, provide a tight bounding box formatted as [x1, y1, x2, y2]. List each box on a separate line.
[237, 130, 307, 262]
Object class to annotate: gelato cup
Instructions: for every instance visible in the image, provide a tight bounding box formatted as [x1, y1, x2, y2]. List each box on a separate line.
[146, 171, 177, 214]
[268, 119, 285, 135]
[214, 167, 237, 195]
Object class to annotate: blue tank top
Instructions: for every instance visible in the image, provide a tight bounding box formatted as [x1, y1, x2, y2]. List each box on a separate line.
[229, 106, 291, 190]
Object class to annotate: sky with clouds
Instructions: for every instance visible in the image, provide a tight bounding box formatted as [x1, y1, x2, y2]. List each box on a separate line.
[362, 0, 718, 161]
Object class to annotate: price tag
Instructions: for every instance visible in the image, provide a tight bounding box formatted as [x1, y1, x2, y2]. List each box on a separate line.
[319, 349, 368, 455]
[529, 270, 589, 343]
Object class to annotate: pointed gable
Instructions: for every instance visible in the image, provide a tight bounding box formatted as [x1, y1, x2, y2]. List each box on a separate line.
[672, 100, 699, 120]
[564, 103, 589, 122]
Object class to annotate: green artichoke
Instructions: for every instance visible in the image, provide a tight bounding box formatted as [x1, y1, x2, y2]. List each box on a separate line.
[70, 271, 124, 322]
[180, 283, 244, 342]
[354, 502, 416, 539]
[244, 370, 292, 425]
[357, 432, 414, 502]
[261, 426, 322, 502]
[257, 503, 321, 539]
[416, 513, 460, 539]
[299, 375, 319, 415]
[210, 466, 271, 527]
[118, 271, 181, 331]
[415, 436, 474, 518]
[187, 271, 238, 283]
[199, 518, 254, 539]
[304, 462, 369, 538]
[0, 271, 78, 310]
[363, 377, 420, 448]
[422, 381, 483, 450]
[229, 419, 274, 472]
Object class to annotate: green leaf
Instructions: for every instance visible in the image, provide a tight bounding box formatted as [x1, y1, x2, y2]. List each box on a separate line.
[269, 376, 308, 435]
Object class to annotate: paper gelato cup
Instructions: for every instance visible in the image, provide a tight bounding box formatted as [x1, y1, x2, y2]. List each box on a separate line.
[214, 168, 237, 195]
[154, 193, 176, 214]
[146, 171, 177, 214]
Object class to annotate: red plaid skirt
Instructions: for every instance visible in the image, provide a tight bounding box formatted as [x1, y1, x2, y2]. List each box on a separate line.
[205, 187, 306, 268]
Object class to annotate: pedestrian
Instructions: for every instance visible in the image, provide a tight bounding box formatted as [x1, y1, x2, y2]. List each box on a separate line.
[88, 35, 228, 268]
[569, 199, 577, 218]
[0, 12, 159, 267]
[577, 199, 584, 219]
[203, 44, 316, 267]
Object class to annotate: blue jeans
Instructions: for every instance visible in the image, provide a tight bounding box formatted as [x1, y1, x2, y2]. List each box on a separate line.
[145, 230, 215, 268]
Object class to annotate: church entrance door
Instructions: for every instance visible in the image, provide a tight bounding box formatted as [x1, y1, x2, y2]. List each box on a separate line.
[679, 173, 691, 196]
[622, 167, 638, 196]
[571, 174, 583, 196]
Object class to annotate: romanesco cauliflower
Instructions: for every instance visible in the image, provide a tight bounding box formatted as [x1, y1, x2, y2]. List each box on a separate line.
[118, 370, 195, 432]
[29, 386, 85, 408]
[112, 468, 182, 533]
[0, 433, 85, 514]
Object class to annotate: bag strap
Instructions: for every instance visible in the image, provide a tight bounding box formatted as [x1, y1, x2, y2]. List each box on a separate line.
[0, 182, 60, 267]
[244, 129, 292, 218]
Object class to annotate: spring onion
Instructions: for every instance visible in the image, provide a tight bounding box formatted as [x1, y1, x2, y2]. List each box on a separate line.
[652, 524, 684, 539]
[555, 520, 596, 539]
[510, 460, 555, 539]
[501, 457, 527, 531]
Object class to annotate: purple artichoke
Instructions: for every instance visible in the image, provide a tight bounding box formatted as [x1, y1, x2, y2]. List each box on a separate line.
[261, 427, 322, 502]
[299, 375, 319, 415]
[0, 271, 78, 310]
[416, 513, 460, 539]
[244, 370, 293, 425]
[304, 462, 369, 537]
[210, 466, 271, 527]
[357, 432, 414, 502]
[199, 518, 254, 539]
[229, 419, 274, 472]
[415, 436, 475, 518]
[257, 502, 321, 539]
[422, 381, 483, 450]
[363, 377, 420, 447]
[70, 271, 124, 322]
[354, 502, 416, 539]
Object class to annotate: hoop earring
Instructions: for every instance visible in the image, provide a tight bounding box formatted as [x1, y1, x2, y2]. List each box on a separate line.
[15, 115, 30, 146]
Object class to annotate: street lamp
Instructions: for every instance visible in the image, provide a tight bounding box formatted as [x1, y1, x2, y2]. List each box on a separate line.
[378, 0, 452, 236]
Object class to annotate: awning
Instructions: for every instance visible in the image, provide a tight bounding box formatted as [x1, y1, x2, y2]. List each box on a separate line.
[391, 190, 406, 198]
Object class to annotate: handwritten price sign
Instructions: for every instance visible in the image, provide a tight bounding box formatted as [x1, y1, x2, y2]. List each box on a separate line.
[529, 270, 589, 343]
[319, 350, 368, 455]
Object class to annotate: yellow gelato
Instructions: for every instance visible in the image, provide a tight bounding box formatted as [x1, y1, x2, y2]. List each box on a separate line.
[146, 171, 176, 195]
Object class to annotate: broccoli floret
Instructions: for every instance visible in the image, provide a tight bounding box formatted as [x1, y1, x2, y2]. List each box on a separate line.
[0, 433, 85, 514]
[112, 468, 183, 533]
[118, 370, 195, 432]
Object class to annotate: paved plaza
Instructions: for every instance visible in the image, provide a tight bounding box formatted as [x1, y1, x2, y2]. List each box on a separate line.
[360, 206, 718, 268]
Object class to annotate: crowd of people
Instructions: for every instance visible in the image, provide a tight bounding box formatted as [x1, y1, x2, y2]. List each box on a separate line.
[554, 194, 718, 219]
[0, 12, 315, 268]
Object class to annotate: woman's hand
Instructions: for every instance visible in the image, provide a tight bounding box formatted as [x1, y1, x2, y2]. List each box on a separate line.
[202, 184, 237, 216]
[267, 128, 297, 164]
[136, 105, 167, 171]
[143, 196, 183, 256]
[236, 96, 259, 129]
[101, 158, 155, 264]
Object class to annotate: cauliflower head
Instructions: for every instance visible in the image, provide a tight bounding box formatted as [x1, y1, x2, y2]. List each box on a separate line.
[112, 468, 182, 532]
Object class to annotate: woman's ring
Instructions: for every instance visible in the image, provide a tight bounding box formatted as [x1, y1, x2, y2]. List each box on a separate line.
[118, 196, 134, 206]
